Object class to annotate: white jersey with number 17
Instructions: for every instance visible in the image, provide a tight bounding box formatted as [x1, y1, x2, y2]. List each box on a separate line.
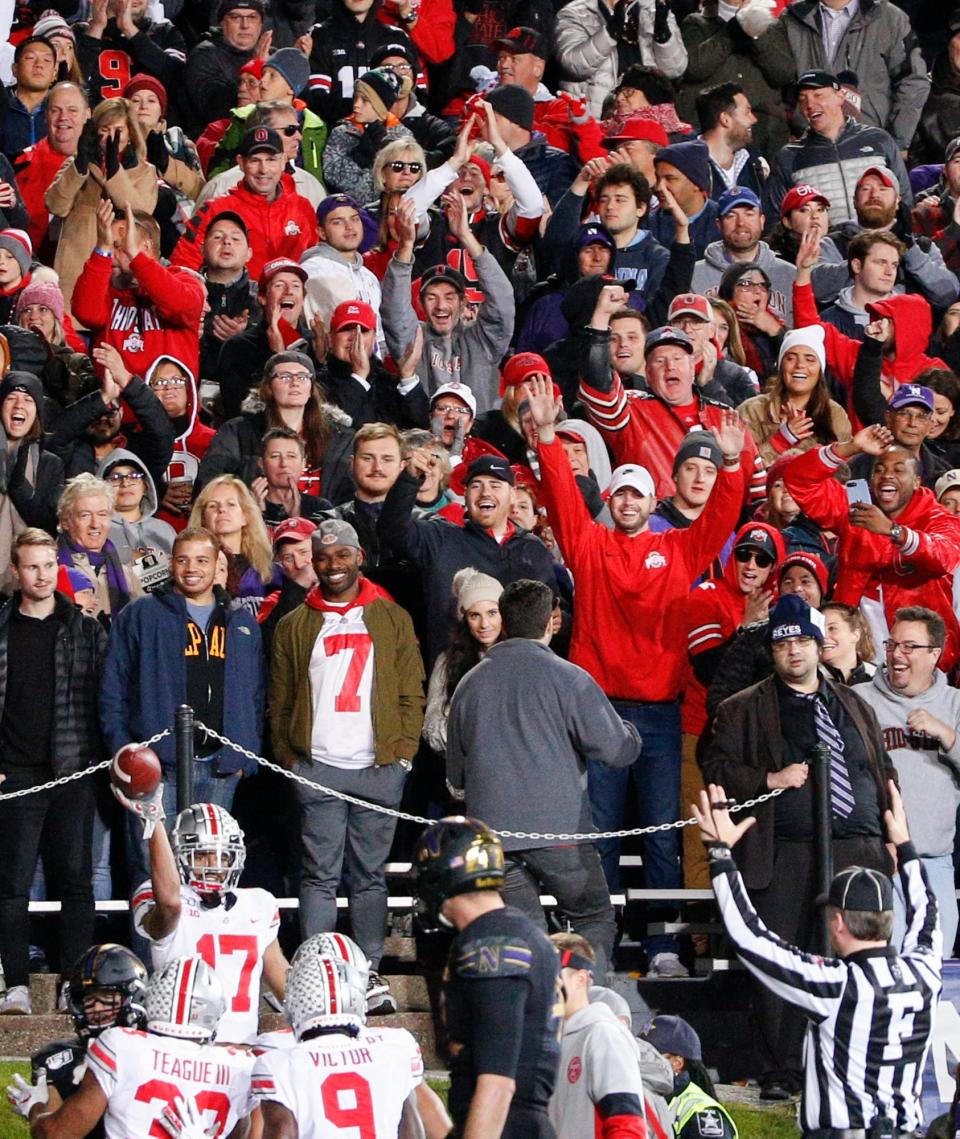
[88, 1026, 254, 1139]
[251, 1026, 423, 1139]
[133, 882, 280, 1044]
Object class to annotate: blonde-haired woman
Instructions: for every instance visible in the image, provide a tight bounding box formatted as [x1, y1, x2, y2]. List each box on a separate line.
[190, 475, 279, 612]
[738, 326, 852, 466]
[45, 97, 159, 305]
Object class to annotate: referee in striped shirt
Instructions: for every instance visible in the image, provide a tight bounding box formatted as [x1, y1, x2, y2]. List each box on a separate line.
[692, 781, 942, 1138]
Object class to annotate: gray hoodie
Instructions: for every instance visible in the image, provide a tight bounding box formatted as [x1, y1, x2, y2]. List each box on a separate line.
[691, 240, 796, 323]
[549, 1002, 648, 1139]
[853, 667, 960, 857]
[97, 448, 176, 590]
[381, 248, 515, 414]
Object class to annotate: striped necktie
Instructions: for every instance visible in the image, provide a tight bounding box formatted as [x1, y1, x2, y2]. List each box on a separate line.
[812, 694, 855, 819]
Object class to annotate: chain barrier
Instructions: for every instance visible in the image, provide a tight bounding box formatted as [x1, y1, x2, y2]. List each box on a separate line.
[193, 721, 785, 841]
[2, 719, 785, 837]
[0, 728, 173, 800]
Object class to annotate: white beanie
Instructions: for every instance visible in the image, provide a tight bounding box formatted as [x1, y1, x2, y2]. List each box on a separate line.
[453, 568, 503, 614]
[778, 325, 826, 374]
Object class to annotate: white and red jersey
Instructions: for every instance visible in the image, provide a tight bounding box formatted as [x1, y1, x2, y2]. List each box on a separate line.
[133, 883, 280, 1045]
[309, 602, 376, 769]
[87, 1026, 254, 1139]
[251, 1026, 423, 1139]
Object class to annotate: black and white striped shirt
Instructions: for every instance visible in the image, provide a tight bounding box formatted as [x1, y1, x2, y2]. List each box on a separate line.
[711, 842, 942, 1133]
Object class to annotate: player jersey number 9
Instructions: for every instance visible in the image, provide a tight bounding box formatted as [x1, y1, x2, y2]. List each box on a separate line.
[322, 1072, 376, 1138]
[134, 1079, 231, 1139]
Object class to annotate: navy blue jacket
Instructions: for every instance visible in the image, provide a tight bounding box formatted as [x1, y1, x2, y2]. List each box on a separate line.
[99, 585, 265, 775]
[0, 86, 46, 162]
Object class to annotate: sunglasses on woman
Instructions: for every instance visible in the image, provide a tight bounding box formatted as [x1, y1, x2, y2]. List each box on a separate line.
[388, 160, 422, 173]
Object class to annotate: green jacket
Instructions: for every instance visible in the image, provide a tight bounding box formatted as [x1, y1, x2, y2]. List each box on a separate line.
[269, 590, 424, 769]
[212, 102, 327, 181]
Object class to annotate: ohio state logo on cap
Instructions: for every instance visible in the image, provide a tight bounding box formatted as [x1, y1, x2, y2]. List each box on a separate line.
[253, 127, 269, 142]
[748, 528, 768, 543]
[320, 533, 337, 545]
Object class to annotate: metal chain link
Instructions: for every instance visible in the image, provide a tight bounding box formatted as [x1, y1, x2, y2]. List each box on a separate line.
[0, 728, 173, 800]
[194, 721, 785, 841]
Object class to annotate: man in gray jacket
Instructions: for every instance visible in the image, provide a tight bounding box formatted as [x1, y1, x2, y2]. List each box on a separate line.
[854, 605, 960, 954]
[446, 578, 641, 976]
[691, 185, 796, 321]
[764, 70, 911, 226]
[381, 195, 514, 414]
[780, 0, 930, 154]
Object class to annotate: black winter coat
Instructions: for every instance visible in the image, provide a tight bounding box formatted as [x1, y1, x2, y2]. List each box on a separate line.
[377, 469, 556, 665]
[316, 353, 430, 430]
[196, 408, 355, 506]
[0, 591, 108, 774]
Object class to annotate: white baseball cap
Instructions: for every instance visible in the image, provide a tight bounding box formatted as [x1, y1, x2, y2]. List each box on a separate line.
[608, 463, 656, 497]
[430, 382, 477, 418]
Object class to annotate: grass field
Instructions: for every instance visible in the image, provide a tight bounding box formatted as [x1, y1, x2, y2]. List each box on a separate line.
[0, 1061, 799, 1139]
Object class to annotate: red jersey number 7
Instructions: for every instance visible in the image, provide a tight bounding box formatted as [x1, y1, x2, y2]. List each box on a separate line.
[324, 633, 372, 713]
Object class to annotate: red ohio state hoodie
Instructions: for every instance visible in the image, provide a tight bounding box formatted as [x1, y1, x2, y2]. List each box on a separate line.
[72, 250, 205, 381]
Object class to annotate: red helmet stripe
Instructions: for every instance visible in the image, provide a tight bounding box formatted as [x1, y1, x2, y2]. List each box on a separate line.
[322, 957, 338, 1013]
[205, 804, 219, 836]
[332, 934, 350, 962]
[175, 957, 194, 1024]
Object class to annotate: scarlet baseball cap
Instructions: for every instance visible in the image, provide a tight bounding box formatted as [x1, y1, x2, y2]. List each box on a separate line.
[258, 258, 307, 290]
[272, 518, 316, 548]
[556, 425, 586, 445]
[857, 164, 897, 190]
[780, 183, 831, 218]
[667, 293, 711, 322]
[601, 113, 669, 149]
[331, 300, 377, 332]
[501, 352, 550, 389]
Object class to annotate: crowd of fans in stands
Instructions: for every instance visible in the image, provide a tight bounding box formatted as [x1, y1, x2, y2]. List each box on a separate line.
[2, 0, 960, 1099]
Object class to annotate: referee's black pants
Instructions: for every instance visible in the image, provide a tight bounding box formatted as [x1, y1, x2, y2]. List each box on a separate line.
[750, 835, 890, 1089]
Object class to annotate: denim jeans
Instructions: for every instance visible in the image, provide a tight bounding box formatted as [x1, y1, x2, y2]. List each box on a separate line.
[892, 852, 957, 956]
[587, 700, 682, 956]
[502, 842, 616, 977]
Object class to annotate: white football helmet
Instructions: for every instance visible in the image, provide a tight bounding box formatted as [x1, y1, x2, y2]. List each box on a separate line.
[172, 803, 245, 894]
[285, 937, 368, 1040]
[290, 932, 370, 985]
[145, 956, 225, 1042]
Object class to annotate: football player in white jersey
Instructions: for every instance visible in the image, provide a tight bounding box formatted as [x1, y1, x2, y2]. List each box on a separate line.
[125, 800, 289, 1044]
[10, 956, 254, 1139]
[253, 932, 453, 1139]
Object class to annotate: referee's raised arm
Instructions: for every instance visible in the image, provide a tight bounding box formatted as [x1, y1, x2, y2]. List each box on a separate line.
[693, 781, 943, 1137]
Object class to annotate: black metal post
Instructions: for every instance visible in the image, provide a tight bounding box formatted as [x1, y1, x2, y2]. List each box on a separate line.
[812, 744, 833, 954]
[175, 704, 195, 815]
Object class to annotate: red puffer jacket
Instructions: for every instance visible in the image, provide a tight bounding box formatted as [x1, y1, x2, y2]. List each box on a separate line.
[784, 444, 960, 669]
[171, 179, 317, 280]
